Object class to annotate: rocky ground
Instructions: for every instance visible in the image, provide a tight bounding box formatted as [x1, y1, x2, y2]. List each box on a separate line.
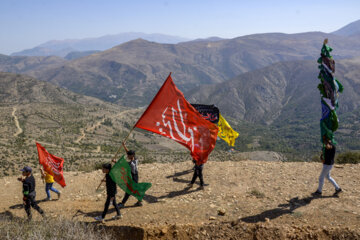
[1, 159, 360, 239]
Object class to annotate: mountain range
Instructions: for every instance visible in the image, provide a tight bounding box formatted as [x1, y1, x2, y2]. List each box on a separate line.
[2, 31, 360, 106]
[331, 19, 360, 36]
[9, 19, 360, 58]
[10, 32, 191, 58]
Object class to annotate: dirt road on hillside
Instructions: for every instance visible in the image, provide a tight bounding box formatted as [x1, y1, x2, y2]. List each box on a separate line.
[12, 107, 23, 137]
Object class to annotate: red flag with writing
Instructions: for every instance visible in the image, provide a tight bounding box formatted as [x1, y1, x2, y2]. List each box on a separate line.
[36, 142, 66, 187]
[135, 74, 218, 164]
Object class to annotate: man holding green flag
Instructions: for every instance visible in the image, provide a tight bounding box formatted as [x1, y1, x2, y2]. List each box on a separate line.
[110, 142, 152, 207]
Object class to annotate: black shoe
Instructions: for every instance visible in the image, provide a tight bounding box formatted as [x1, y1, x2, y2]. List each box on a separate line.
[334, 188, 342, 195]
[312, 190, 322, 196]
[134, 201, 142, 207]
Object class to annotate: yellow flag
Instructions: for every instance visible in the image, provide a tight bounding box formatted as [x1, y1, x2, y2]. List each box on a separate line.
[218, 114, 239, 146]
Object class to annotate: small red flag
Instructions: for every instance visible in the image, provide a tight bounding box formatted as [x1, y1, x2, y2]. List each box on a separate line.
[135, 74, 218, 164]
[36, 142, 66, 187]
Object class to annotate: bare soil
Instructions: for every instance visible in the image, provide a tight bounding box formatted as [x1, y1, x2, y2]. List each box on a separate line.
[1, 160, 360, 239]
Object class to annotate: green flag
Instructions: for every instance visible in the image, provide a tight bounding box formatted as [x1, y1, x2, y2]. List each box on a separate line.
[109, 155, 152, 201]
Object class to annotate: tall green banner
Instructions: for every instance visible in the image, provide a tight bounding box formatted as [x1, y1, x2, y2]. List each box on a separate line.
[109, 155, 152, 201]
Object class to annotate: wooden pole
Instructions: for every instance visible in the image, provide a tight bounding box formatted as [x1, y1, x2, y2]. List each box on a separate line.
[112, 126, 135, 161]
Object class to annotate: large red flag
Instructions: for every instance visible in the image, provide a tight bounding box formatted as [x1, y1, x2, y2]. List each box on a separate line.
[135, 74, 218, 164]
[36, 142, 66, 187]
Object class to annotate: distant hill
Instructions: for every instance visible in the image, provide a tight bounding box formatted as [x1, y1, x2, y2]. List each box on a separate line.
[0, 54, 66, 75]
[11, 32, 191, 57]
[186, 58, 360, 155]
[186, 58, 360, 123]
[332, 19, 360, 36]
[190, 36, 225, 42]
[64, 50, 101, 60]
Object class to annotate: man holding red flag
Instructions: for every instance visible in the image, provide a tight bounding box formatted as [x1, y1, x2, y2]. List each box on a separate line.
[135, 73, 218, 165]
[36, 142, 66, 188]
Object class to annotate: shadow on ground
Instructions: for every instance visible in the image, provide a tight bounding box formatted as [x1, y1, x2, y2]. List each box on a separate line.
[241, 194, 338, 223]
[9, 198, 58, 210]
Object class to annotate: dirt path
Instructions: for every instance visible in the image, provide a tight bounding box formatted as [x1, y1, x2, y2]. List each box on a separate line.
[12, 107, 23, 137]
[35, 140, 78, 152]
[94, 145, 101, 153]
[74, 109, 136, 144]
[1, 160, 359, 239]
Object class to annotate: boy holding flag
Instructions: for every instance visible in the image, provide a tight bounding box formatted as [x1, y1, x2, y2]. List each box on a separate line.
[94, 163, 122, 221]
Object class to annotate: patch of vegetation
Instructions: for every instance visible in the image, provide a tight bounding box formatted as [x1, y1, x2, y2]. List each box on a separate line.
[291, 211, 303, 218]
[336, 151, 360, 164]
[102, 118, 113, 127]
[249, 189, 265, 198]
[0, 215, 112, 240]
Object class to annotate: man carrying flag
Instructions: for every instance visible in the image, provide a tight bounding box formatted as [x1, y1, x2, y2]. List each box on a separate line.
[115, 142, 144, 208]
[109, 148, 152, 205]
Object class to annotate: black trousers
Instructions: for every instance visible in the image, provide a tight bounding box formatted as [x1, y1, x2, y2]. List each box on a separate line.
[191, 166, 204, 186]
[24, 192, 44, 219]
[121, 173, 138, 204]
[102, 195, 120, 218]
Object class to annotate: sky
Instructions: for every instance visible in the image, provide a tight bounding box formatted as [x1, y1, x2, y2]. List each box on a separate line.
[1, 0, 359, 55]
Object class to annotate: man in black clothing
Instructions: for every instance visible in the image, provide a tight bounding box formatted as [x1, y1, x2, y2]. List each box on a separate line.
[17, 166, 44, 220]
[313, 139, 342, 196]
[94, 163, 121, 221]
[189, 159, 204, 189]
[117, 142, 142, 208]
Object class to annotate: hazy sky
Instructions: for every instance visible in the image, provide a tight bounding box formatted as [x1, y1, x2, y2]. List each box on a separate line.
[1, 0, 359, 55]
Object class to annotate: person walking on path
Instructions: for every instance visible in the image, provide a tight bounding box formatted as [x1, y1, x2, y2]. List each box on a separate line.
[313, 139, 342, 196]
[189, 159, 205, 189]
[40, 168, 61, 201]
[94, 163, 122, 221]
[17, 166, 45, 220]
[116, 142, 142, 208]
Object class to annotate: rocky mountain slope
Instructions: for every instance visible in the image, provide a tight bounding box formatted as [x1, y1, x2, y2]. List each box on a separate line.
[2, 72, 243, 177]
[186, 58, 360, 155]
[186, 58, 360, 123]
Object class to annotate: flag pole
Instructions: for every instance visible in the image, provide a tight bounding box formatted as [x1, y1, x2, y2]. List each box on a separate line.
[112, 125, 135, 161]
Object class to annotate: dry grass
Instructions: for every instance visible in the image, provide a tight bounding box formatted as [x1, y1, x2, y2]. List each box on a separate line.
[0, 215, 112, 240]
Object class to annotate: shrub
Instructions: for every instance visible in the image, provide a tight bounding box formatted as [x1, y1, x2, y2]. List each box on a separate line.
[336, 151, 360, 164]
[0, 215, 112, 240]
[249, 189, 265, 198]
[102, 118, 113, 127]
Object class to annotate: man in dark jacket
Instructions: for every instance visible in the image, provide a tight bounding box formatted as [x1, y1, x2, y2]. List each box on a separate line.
[313, 139, 342, 196]
[117, 142, 142, 208]
[189, 159, 205, 189]
[17, 166, 45, 220]
[94, 163, 121, 221]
